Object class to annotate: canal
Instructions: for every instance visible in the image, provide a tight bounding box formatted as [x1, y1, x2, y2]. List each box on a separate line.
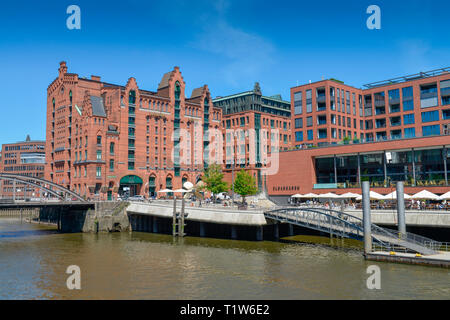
[0, 217, 448, 300]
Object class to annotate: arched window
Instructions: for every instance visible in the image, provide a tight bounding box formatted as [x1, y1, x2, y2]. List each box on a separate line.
[69, 90, 73, 105]
[52, 98, 55, 111]
[129, 90, 136, 104]
[175, 82, 181, 101]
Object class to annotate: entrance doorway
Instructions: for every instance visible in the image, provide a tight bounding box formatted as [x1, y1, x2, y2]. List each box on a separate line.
[119, 175, 143, 198]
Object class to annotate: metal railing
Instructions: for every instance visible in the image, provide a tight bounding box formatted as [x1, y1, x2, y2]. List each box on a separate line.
[265, 207, 441, 254]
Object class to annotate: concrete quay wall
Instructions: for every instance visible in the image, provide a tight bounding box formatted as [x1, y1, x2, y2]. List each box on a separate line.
[345, 210, 450, 228]
[127, 203, 269, 226]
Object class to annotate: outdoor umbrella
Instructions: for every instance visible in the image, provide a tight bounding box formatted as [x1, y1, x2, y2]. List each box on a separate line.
[438, 191, 450, 200]
[411, 190, 440, 200]
[339, 192, 360, 199]
[299, 193, 319, 198]
[291, 194, 303, 198]
[158, 189, 173, 193]
[382, 191, 412, 200]
[355, 191, 384, 201]
[316, 192, 341, 199]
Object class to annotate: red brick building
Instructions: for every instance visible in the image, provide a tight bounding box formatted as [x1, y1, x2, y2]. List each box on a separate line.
[213, 83, 291, 191]
[0, 135, 45, 200]
[269, 68, 450, 201]
[45, 62, 222, 200]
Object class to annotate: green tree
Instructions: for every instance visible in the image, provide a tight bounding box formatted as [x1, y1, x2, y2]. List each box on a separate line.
[203, 164, 229, 202]
[233, 170, 259, 204]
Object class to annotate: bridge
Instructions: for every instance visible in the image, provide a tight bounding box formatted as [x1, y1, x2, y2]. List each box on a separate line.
[0, 173, 85, 202]
[264, 207, 445, 255]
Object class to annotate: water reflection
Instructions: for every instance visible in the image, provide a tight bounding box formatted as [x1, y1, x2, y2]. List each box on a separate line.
[0, 218, 448, 300]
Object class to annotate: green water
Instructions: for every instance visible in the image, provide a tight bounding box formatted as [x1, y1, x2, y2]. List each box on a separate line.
[0, 218, 448, 300]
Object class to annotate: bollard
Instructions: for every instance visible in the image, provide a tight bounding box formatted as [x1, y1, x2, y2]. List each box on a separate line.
[172, 196, 178, 237]
[362, 181, 372, 254]
[180, 197, 186, 237]
[396, 181, 406, 237]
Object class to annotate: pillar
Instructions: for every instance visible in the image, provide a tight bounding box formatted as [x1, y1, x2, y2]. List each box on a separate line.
[273, 223, 279, 240]
[362, 181, 372, 254]
[153, 217, 158, 233]
[396, 181, 406, 237]
[231, 226, 237, 240]
[288, 224, 294, 237]
[256, 226, 263, 241]
[200, 222, 206, 237]
[172, 196, 177, 237]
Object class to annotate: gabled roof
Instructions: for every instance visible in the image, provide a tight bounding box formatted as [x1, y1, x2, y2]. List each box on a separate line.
[158, 71, 174, 90]
[90, 96, 106, 117]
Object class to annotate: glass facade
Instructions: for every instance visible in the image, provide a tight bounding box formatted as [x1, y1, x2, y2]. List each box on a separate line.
[315, 147, 449, 189]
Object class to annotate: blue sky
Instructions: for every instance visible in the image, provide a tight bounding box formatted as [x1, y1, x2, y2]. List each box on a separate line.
[0, 0, 449, 145]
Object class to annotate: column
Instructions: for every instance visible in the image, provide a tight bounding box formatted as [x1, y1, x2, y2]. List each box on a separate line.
[273, 223, 279, 240]
[412, 149, 416, 186]
[256, 226, 263, 241]
[231, 226, 237, 240]
[333, 155, 338, 184]
[288, 224, 294, 237]
[153, 217, 158, 233]
[443, 147, 448, 186]
[357, 153, 361, 187]
[396, 181, 406, 237]
[362, 181, 372, 254]
[200, 222, 206, 237]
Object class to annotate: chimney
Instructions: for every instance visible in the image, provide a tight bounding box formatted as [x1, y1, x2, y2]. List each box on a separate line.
[59, 61, 68, 76]
[91, 75, 101, 82]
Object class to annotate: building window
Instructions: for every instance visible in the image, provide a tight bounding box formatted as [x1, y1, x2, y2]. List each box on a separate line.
[422, 125, 440, 136]
[306, 90, 312, 113]
[306, 116, 313, 127]
[420, 83, 438, 108]
[441, 80, 450, 105]
[294, 118, 303, 129]
[307, 130, 313, 141]
[96, 167, 101, 178]
[96, 150, 102, 160]
[294, 91, 302, 115]
[97, 135, 102, 145]
[110, 160, 114, 171]
[421, 110, 440, 123]
[403, 114, 415, 125]
[129, 90, 136, 104]
[110, 142, 115, 155]
[295, 131, 303, 142]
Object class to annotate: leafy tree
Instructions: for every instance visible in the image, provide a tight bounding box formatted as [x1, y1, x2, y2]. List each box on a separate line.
[233, 170, 259, 204]
[203, 164, 229, 202]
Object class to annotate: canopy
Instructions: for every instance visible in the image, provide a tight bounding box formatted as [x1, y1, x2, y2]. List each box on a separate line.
[339, 192, 360, 199]
[356, 191, 384, 201]
[120, 175, 143, 184]
[299, 193, 319, 198]
[411, 190, 440, 200]
[291, 194, 303, 198]
[157, 189, 173, 193]
[173, 189, 190, 193]
[316, 192, 341, 199]
[382, 191, 412, 200]
[438, 191, 450, 200]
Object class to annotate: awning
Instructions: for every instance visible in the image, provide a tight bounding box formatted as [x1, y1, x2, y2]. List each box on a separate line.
[120, 175, 143, 184]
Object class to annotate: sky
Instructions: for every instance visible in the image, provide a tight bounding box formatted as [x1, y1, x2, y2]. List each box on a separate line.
[0, 0, 449, 145]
